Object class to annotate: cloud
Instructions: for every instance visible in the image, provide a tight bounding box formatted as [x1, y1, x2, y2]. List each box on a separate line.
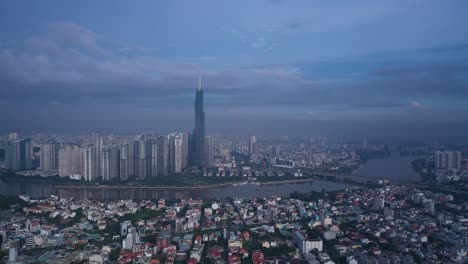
[410, 100, 424, 109]
[251, 66, 314, 85]
[251, 37, 267, 49]
[48, 21, 109, 55]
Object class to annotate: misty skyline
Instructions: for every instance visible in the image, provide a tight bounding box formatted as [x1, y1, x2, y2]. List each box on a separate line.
[1, 1, 468, 140]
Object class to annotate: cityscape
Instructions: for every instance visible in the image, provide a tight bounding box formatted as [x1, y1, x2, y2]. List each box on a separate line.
[1, 1, 468, 264]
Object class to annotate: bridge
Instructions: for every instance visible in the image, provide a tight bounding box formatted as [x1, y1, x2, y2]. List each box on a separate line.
[306, 170, 468, 195]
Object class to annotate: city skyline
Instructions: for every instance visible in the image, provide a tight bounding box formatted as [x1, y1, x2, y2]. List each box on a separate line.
[1, 1, 468, 141]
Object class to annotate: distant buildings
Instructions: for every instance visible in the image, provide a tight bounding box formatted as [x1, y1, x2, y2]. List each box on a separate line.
[269, 145, 280, 158]
[249, 136, 257, 157]
[5, 138, 32, 171]
[8, 132, 18, 140]
[435, 151, 461, 170]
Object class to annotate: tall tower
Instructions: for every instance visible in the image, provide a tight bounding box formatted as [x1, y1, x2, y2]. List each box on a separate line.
[193, 76, 206, 166]
[84, 145, 97, 182]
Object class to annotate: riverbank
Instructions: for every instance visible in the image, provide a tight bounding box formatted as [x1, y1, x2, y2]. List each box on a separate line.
[1, 170, 323, 189]
[53, 177, 318, 190]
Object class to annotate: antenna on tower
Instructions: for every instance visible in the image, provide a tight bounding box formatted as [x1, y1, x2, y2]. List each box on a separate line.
[198, 75, 202, 91]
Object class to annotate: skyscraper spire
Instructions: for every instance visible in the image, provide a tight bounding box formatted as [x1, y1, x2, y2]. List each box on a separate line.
[193, 77, 205, 167]
[198, 75, 202, 91]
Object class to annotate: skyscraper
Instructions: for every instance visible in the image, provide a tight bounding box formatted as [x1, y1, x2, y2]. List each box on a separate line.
[119, 144, 129, 180]
[40, 141, 60, 171]
[59, 145, 83, 177]
[137, 141, 146, 180]
[95, 137, 105, 179]
[84, 145, 97, 182]
[101, 147, 111, 181]
[145, 141, 158, 178]
[249, 136, 257, 157]
[101, 146, 120, 181]
[169, 132, 188, 174]
[157, 136, 169, 176]
[5, 138, 32, 171]
[108, 146, 120, 180]
[181, 132, 189, 169]
[205, 136, 214, 167]
[269, 145, 279, 158]
[435, 151, 461, 170]
[193, 76, 206, 166]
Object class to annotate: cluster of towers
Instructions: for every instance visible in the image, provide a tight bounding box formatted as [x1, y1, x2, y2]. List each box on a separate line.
[2, 77, 214, 181]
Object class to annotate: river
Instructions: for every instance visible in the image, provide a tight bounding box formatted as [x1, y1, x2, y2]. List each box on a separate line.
[356, 146, 423, 182]
[0, 178, 354, 200]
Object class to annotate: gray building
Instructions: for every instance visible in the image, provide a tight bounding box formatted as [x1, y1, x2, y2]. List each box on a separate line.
[119, 144, 129, 180]
[84, 145, 97, 182]
[205, 136, 214, 167]
[5, 138, 32, 171]
[40, 141, 60, 171]
[145, 141, 158, 177]
[157, 136, 169, 176]
[435, 151, 461, 170]
[169, 133, 187, 174]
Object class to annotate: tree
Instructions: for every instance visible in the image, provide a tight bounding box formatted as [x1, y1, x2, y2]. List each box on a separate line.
[109, 248, 121, 261]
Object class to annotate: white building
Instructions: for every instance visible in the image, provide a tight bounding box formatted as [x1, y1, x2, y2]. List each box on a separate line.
[169, 132, 188, 173]
[84, 145, 97, 182]
[59, 145, 83, 177]
[293, 230, 323, 253]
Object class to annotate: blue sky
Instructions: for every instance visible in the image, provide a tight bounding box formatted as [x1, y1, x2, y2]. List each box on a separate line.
[1, 0, 468, 135]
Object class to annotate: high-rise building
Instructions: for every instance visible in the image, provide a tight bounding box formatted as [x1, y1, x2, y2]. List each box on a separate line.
[205, 136, 214, 167]
[59, 145, 83, 177]
[269, 145, 280, 158]
[181, 132, 189, 169]
[435, 151, 461, 170]
[119, 145, 129, 180]
[137, 141, 146, 180]
[169, 133, 187, 174]
[95, 137, 105, 180]
[145, 141, 158, 177]
[192, 76, 206, 166]
[108, 146, 120, 181]
[40, 141, 60, 171]
[8, 133, 18, 140]
[249, 136, 257, 156]
[101, 147, 111, 181]
[84, 145, 97, 182]
[157, 136, 169, 176]
[5, 141, 20, 171]
[5, 139, 32, 171]
[127, 142, 135, 178]
[101, 146, 120, 181]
